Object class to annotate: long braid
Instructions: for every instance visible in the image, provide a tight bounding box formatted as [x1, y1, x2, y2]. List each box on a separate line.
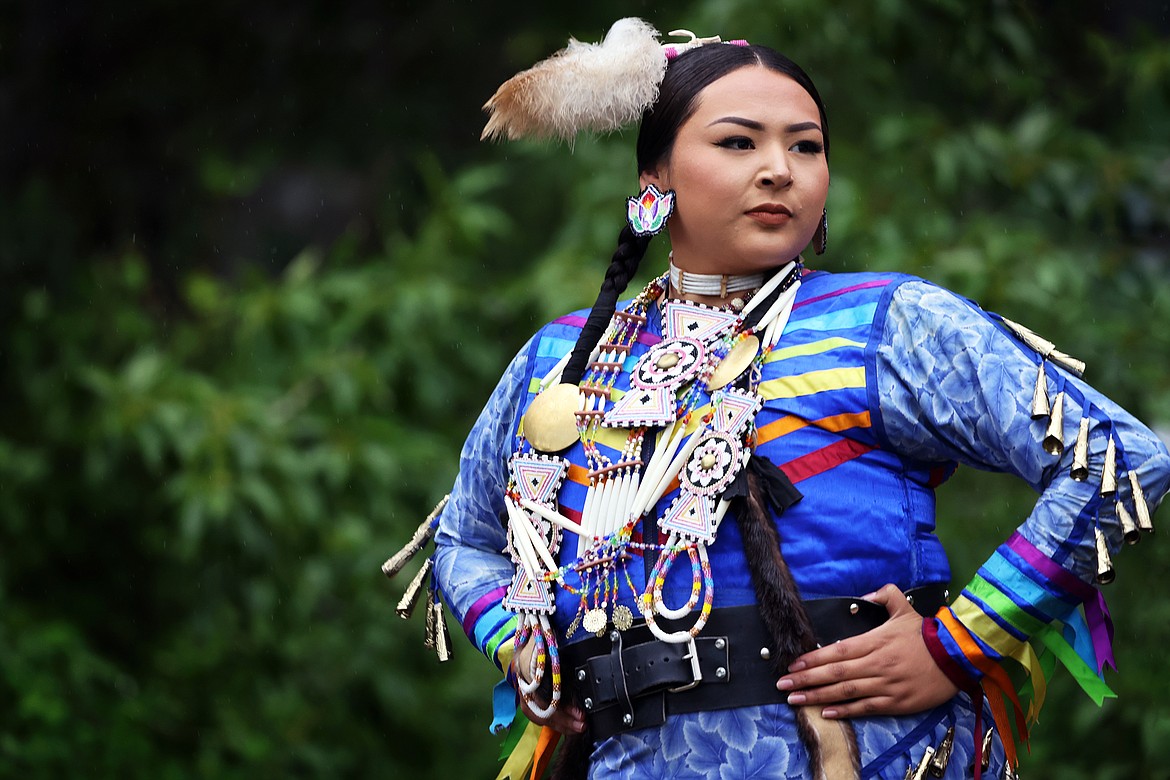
[736, 470, 818, 668]
[549, 726, 592, 780]
[561, 225, 652, 387]
[736, 471, 860, 779]
[548, 225, 648, 780]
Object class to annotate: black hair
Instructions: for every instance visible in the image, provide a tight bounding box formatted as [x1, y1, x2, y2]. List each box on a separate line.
[559, 43, 828, 391]
[638, 44, 828, 173]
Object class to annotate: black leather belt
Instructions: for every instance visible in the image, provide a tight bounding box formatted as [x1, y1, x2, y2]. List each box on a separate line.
[804, 584, 949, 645]
[561, 584, 949, 740]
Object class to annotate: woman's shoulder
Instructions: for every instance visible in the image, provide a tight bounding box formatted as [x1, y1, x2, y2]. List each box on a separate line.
[517, 310, 591, 376]
[799, 270, 982, 317]
[797, 268, 927, 301]
[791, 269, 933, 321]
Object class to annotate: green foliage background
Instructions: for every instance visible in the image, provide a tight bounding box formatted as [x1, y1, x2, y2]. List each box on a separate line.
[3, 1, 1169, 777]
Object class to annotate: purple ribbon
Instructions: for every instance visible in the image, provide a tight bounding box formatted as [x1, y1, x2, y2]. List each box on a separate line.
[1085, 590, 1117, 674]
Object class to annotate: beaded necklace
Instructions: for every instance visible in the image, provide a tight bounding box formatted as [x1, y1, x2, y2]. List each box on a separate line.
[503, 261, 804, 711]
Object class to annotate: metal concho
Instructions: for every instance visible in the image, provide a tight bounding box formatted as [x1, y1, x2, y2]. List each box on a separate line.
[631, 338, 705, 391]
[611, 604, 634, 631]
[681, 431, 743, 496]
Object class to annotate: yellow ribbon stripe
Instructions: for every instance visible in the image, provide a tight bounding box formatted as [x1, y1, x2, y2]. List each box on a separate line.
[949, 593, 1052, 721]
[764, 336, 866, 364]
[1017, 640, 1047, 722]
[759, 367, 866, 401]
[964, 577, 1048, 637]
[591, 426, 632, 452]
[495, 721, 542, 780]
[949, 595, 1029, 659]
[494, 636, 515, 676]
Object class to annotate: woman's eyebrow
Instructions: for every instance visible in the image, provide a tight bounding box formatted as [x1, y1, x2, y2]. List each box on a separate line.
[785, 121, 822, 134]
[707, 116, 823, 135]
[707, 116, 764, 130]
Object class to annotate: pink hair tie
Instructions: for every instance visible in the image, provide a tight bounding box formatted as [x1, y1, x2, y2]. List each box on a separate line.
[662, 29, 747, 59]
[665, 38, 748, 60]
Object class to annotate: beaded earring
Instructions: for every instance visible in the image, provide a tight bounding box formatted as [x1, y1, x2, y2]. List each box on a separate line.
[627, 183, 675, 236]
[813, 209, 828, 255]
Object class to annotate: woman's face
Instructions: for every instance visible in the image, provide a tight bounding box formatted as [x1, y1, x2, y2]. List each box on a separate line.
[642, 66, 829, 275]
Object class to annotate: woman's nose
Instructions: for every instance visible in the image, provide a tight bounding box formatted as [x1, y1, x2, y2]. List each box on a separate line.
[757, 153, 792, 189]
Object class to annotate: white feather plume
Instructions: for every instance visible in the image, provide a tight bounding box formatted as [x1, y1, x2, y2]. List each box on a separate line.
[481, 18, 667, 142]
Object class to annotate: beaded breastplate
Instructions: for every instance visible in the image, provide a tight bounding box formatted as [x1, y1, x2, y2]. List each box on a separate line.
[501, 263, 803, 716]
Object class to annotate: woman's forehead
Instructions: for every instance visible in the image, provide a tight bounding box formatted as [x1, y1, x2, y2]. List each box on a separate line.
[689, 66, 821, 128]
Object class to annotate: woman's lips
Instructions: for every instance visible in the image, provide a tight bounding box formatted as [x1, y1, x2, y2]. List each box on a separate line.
[745, 205, 793, 226]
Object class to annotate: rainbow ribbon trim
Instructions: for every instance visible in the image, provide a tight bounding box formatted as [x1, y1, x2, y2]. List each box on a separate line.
[925, 531, 1116, 768]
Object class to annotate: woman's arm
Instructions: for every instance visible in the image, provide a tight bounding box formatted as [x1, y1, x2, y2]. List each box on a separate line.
[777, 279, 1170, 730]
[431, 338, 536, 675]
[430, 333, 593, 736]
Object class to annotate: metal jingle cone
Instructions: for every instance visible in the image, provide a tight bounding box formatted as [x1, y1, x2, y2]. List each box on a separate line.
[1042, 391, 1065, 456]
[1130, 471, 1154, 534]
[382, 495, 449, 578]
[1117, 499, 1141, 545]
[928, 726, 955, 776]
[432, 598, 453, 662]
[396, 558, 434, 619]
[1101, 437, 1118, 497]
[1094, 526, 1116, 585]
[423, 587, 437, 649]
[1030, 362, 1050, 419]
[1049, 348, 1086, 378]
[1000, 316, 1056, 357]
[980, 727, 995, 772]
[1000, 316, 1087, 377]
[1071, 416, 1091, 481]
[906, 746, 935, 780]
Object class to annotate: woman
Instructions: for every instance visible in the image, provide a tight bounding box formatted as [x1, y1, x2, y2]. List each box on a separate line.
[418, 19, 1170, 779]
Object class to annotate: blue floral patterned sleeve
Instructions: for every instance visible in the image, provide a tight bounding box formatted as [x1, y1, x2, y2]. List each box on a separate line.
[873, 279, 1170, 579]
[872, 279, 1170, 760]
[431, 336, 537, 672]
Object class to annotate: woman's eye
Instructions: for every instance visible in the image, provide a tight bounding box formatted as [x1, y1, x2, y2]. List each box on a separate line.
[791, 139, 825, 154]
[717, 136, 755, 151]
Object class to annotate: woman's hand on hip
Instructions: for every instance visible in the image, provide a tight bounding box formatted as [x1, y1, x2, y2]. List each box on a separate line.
[775, 583, 958, 718]
[512, 642, 586, 734]
[517, 694, 587, 734]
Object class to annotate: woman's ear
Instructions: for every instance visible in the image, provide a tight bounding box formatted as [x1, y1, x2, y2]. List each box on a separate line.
[639, 168, 666, 191]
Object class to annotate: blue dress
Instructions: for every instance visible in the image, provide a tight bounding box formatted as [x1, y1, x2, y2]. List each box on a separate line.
[432, 272, 1170, 779]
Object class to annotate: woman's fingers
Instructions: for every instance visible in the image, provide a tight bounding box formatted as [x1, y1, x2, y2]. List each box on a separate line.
[818, 696, 901, 720]
[776, 584, 959, 718]
[512, 637, 586, 734]
[549, 703, 587, 734]
[864, 582, 917, 617]
[783, 665, 945, 717]
[780, 651, 881, 692]
[785, 631, 878, 674]
[783, 674, 887, 706]
[519, 695, 586, 734]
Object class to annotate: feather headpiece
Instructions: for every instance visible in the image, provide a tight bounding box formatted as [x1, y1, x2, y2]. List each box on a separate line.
[481, 19, 740, 143]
